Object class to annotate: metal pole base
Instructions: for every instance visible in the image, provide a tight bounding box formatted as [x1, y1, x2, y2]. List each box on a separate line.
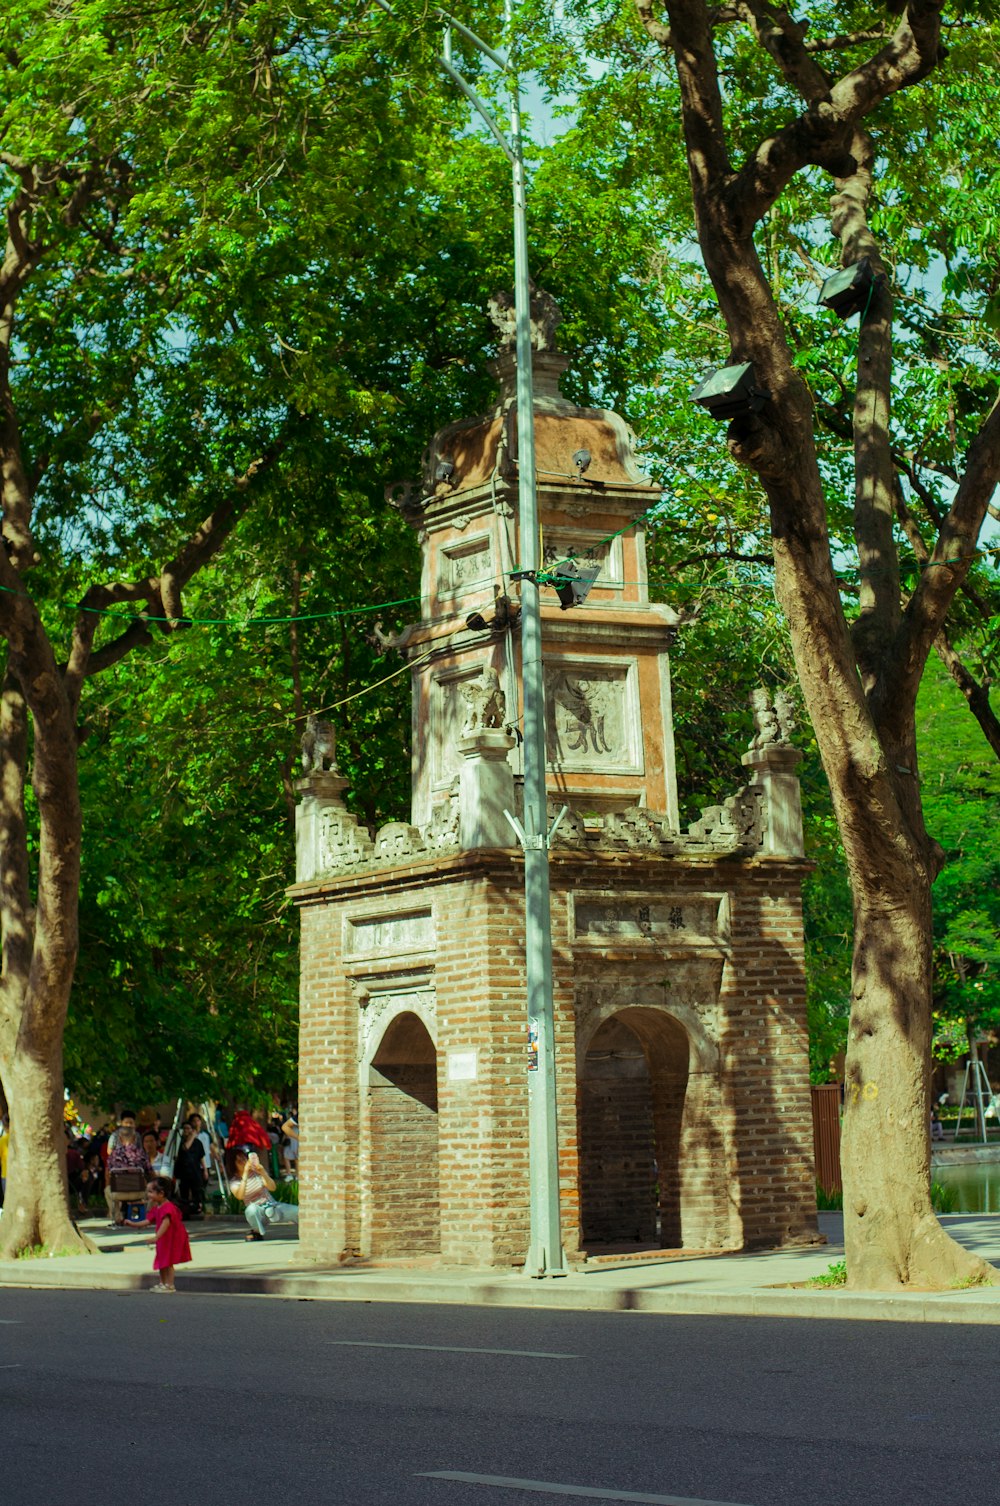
[524, 1242, 569, 1279]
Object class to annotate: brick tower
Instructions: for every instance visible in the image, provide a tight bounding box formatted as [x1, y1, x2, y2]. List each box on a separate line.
[291, 304, 819, 1267]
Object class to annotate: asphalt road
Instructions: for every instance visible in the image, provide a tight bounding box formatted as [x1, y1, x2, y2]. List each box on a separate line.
[1, 1288, 994, 1506]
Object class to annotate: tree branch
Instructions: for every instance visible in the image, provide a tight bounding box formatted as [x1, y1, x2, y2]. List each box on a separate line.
[662, 1, 735, 191]
[885, 395, 1000, 718]
[635, 0, 673, 47]
[828, 128, 900, 685]
[891, 487, 1000, 765]
[82, 618, 154, 679]
[668, 547, 774, 570]
[803, 30, 890, 55]
[67, 419, 298, 690]
[740, 1, 831, 103]
[819, 403, 1000, 634]
[933, 628, 1000, 763]
[62, 613, 154, 721]
[727, 1, 947, 226]
[636, 1, 741, 51]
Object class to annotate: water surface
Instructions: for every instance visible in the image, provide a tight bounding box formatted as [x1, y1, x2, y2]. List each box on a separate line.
[932, 1160, 1000, 1213]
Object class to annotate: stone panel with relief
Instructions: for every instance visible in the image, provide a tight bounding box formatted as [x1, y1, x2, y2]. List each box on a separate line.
[573, 894, 725, 946]
[544, 661, 640, 772]
[438, 535, 493, 595]
[346, 909, 435, 956]
[317, 806, 374, 871]
[541, 533, 622, 589]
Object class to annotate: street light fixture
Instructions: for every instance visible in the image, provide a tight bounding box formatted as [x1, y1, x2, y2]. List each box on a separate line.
[690, 361, 769, 421]
[551, 561, 601, 610]
[373, 0, 566, 1278]
[819, 258, 875, 320]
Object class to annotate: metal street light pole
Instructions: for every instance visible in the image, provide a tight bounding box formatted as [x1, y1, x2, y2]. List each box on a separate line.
[375, 0, 565, 1276]
[502, 7, 566, 1280]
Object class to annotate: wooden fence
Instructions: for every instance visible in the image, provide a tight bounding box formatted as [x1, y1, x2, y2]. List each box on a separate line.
[811, 1083, 842, 1194]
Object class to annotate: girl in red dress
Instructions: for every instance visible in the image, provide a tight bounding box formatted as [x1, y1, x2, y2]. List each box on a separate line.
[143, 1177, 192, 1292]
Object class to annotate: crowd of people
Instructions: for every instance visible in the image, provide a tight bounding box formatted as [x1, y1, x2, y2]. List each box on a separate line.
[0, 1100, 300, 1292]
[54, 1103, 299, 1240]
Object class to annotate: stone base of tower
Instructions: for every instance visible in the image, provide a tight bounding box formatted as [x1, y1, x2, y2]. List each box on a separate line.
[292, 845, 820, 1269]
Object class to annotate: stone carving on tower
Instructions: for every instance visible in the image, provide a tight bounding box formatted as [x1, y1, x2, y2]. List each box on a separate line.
[301, 713, 339, 774]
[749, 687, 797, 749]
[487, 283, 562, 353]
[459, 666, 506, 736]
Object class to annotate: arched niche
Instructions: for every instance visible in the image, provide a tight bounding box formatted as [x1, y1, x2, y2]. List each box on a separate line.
[577, 1006, 693, 1251]
[368, 1011, 440, 1256]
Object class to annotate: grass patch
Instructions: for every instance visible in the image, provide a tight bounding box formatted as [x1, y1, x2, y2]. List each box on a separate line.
[950, 1267, 995, 1290]
[808, 1259, 847, 1289]
[13, 1244, 79, 1260]
[931, 1180, 959, 1214]
[819, 1182, 958, 1215]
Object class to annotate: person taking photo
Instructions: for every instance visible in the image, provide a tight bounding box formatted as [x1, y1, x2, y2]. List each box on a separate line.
[229, 1147, 298, 1242]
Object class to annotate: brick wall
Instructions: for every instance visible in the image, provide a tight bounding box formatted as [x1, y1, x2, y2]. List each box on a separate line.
[297, 901, 359, 1262]
[722, 879, 818, 1248]
[291, 847, 818, 1267]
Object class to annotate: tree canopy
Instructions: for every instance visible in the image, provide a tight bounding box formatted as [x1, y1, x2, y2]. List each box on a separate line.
[3, 0, 999, 1289]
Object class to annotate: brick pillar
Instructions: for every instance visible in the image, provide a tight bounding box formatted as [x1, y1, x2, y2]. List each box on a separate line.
[724, 872, 819, 1248]
[435, 875, 504, 1265]
[297, 900, 358, 1262]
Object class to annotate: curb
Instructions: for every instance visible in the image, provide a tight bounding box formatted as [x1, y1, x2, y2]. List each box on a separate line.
[3, 1264, 1000, 1323]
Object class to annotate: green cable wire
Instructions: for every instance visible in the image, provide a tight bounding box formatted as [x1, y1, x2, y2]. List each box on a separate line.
[0, 578, 425, 629]
[520, 476, 998, 588]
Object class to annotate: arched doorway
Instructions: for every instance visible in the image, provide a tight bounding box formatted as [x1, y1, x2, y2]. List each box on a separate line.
[369, 1012, 440, 1256]
[578, 1008, 690, 1251]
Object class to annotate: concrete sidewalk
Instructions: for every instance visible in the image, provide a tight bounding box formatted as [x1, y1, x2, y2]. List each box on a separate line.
[2, 1212, 1000, 1323]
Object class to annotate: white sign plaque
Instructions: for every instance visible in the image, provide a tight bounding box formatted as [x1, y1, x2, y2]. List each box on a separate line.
[447, 1050, 478, 1082]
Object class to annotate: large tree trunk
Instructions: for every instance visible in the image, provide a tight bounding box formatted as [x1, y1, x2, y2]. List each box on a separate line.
[0, 1009, 93, 1256]
[841, 882, 988, 1289]
[773, 532, 992, 1289]
[0, 659, 94, 1258]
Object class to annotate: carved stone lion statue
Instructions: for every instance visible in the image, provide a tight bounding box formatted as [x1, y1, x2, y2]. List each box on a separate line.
[749, 689, 781, 749]
[301, 713, 339, 774]
[749, 688, 796, 749]
[773, 689, 797, 744]
[460, 667, 506, 736]
[487, 285, 562, 354]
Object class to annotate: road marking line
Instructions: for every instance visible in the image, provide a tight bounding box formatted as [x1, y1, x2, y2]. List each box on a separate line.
[329, 1342, 577, 1359]
[0, 1320, 22, 1324]
[417, 1473, 752, 1506]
